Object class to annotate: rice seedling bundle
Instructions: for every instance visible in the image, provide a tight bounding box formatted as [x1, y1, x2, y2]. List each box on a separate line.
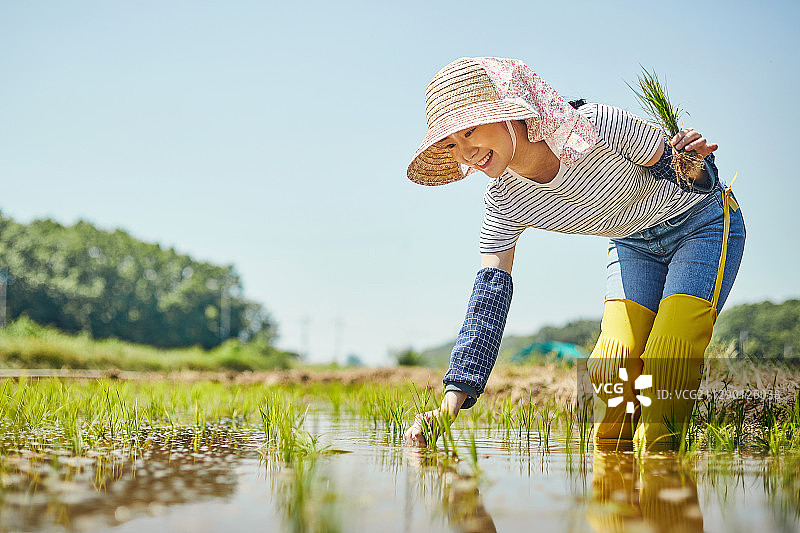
[629, 67, 706, 189]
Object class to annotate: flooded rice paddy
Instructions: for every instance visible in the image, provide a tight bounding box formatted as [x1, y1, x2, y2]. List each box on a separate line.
[0, 378, 798, 532]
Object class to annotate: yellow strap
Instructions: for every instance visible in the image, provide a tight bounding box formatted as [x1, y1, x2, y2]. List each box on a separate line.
[711, 174, 738, 310]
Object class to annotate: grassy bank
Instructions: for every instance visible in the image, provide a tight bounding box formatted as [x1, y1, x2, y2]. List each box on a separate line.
[0, 316, 296, 372]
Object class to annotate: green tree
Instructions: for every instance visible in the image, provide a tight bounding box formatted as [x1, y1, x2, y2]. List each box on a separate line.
[394, 348, 424, 367]
[0, 214, 277, 349]
[713, 299, 800, 358]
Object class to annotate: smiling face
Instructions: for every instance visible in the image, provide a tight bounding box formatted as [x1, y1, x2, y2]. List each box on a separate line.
[434, 121, 515, 178]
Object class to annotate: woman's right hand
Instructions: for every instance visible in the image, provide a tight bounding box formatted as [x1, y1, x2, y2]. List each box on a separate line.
[404, 408, 441, 448]
[404, 390, 468, 448]
[670, 127, 718, 158]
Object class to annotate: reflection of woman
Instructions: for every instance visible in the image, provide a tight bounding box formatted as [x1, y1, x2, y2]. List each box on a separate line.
[403, 57, 745, 449]
[588, 450, 703, 533]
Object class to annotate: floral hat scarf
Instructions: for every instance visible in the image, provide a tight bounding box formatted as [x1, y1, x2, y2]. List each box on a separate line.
[408, 57, 599, 186]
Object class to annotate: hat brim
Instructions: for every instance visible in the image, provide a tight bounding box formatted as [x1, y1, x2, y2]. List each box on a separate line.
[407, 100, 536, 186]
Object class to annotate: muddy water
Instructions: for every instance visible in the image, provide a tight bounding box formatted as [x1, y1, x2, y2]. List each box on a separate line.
[1, 411, 798, 533]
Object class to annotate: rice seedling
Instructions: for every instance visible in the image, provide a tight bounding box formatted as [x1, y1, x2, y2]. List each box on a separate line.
[483, 403, 497, 438]
[375, 388, 408, 439]
[576, 400, 593, 455]
[423, 409, 457, 458]
[406, 381, 435, 414]
[694, 392, 750, 453]
[562, 403, 576, 458]
[660, 410, 690, 454]
[62, 404, 85, 456]
[257, 390, 344, 463]
[517, 396, 536, 446]
[755, 392, 800, 456]
[498, 398, 515, 447]
[629, 67, 683, 136]
[628, 66, 705, 188]
[705, 423, 738, 453]
[464, 419, 480, 475]
[321, 383, 347, 418]
[537, 402, 555, 453]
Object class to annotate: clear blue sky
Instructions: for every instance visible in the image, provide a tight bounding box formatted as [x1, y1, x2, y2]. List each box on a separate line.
[1, 1, 797, 365]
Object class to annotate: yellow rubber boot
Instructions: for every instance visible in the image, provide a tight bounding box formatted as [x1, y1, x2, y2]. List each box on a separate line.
[587, 299, 656, 447]
[634, 294, 716, 451]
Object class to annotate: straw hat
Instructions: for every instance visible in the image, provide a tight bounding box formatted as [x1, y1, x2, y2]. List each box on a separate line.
[407, 57, 599, 186]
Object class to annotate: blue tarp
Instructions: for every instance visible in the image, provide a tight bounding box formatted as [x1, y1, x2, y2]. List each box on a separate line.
[511, 340, 587, 363]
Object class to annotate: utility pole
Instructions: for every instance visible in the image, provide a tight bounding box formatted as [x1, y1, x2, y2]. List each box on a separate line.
[300, 316, 311, 361]
[0, 267, 7, 329]
[738, 330, 749, 358]
[333, 317, 343, 366]
[220, 274, 232, 342]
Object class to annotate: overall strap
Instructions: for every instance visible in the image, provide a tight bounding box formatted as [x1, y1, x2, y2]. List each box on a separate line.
[711, 174, 739, 310]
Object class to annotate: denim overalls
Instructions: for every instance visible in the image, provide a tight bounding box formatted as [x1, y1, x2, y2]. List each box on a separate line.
[589, 168, 746, 449]
[605, 180, 746, 315]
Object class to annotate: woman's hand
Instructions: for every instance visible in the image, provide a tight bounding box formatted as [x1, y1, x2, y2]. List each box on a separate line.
[404, 390, 468, 448]
[404, 408, 441, 448]
[670, 128, 718, 158]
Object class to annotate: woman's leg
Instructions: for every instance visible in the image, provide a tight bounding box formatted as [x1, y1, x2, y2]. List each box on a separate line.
[587, 240, 666, 444]
[635, 188, 746, 449]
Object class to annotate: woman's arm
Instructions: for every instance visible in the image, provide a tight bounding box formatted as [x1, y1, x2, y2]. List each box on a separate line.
[480, 247, 515, 274]
[404, 248, 516, 448]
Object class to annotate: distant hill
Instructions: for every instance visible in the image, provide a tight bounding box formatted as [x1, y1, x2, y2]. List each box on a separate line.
[420, 298, 800, 367]
[713, 299, 800, 358]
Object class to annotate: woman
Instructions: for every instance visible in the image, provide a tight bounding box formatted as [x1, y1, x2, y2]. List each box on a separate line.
[403, 57, 745, 450]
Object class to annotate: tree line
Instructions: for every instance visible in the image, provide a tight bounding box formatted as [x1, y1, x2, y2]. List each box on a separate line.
[0, 214, 275, 349]
[713, 299, 800, 358]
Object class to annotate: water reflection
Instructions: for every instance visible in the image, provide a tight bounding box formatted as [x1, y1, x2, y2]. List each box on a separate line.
[263, 453, 342, 533]
[587, 449, 703, 533]
[0, 428, 261, 531]
[0, 411, 798, 532]
[761, 454, 800, 526]
[404, 447, 497, 533]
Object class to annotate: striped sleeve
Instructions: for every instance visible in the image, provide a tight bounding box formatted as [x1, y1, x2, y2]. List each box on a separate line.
[480, 186, 526, 253]
[587, 103, 664, 166]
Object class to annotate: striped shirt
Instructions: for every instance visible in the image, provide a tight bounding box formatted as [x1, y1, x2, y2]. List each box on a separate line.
[479, 103, 708, 253]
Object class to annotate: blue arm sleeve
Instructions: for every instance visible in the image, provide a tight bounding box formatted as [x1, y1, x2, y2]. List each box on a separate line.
[442, 267, 513, 409]
[649, 141, 718, 194]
